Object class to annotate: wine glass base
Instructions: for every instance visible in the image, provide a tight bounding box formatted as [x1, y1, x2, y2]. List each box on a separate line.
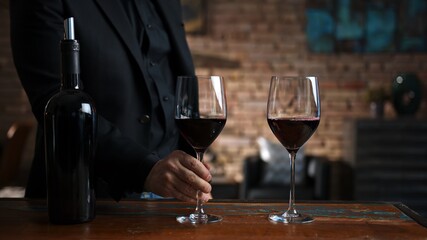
[269, 212, 314, 224]
[176, 213, 222, 224]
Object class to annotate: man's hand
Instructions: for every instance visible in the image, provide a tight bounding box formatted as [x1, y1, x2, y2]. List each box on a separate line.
[143, 150, 212, 202]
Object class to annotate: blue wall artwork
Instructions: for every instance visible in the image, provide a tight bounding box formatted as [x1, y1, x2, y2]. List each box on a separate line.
[306, 0, 427, 53]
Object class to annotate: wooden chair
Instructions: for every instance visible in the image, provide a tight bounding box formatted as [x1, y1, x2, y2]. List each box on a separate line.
[0, 121, 34, 188]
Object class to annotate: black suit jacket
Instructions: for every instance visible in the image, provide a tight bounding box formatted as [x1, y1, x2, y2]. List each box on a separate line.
[10, 0, 195, 199]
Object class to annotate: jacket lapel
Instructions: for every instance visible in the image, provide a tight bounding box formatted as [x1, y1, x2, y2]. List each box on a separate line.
[94, 0, 194, 76]
[94, 0, 145, 72]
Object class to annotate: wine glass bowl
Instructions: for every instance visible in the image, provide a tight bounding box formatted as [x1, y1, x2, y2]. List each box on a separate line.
[175, 75, 227, 224]
[267, 76, 320, 224]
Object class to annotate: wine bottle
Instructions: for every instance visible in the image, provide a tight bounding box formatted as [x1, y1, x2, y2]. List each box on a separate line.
[44, 17, 97, 224]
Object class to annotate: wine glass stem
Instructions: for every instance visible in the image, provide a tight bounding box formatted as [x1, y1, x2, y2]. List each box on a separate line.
[288, 151, 297, 213]
[194, 151, 205, 217]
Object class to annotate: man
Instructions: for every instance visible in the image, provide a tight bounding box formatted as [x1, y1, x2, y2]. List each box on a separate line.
[10, 0, 212, 202]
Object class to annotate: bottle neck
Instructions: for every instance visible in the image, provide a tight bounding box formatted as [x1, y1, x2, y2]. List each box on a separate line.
[60, 39, 83, 90]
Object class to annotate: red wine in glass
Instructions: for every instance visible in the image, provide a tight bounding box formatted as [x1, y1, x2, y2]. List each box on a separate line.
[267, 76, 321, 224]
[175, 75, 227, 224]
[267, 118, 320, 151]
[176, 118, 226, 152]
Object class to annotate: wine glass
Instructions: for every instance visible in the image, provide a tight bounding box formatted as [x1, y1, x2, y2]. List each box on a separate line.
[266, 76, 320, 224]
[175, 75, 227, 224]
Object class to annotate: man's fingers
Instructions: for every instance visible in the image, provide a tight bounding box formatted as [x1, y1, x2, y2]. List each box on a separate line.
[144, 150, 213, 203]
[175, 165, 212, 194]
[162, 174, 210, 202]
[169, 185, 197, 203]
[178, 153, 212, 182]
[149, 171, 197, 202]
[170, 174, 199, 199]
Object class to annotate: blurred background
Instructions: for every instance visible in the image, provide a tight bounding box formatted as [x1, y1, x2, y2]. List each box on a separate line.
[0, 0, 426, 217]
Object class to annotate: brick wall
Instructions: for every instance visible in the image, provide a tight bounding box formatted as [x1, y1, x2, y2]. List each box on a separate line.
[1, 0, 426, 183]
[186, 0, 427, 180]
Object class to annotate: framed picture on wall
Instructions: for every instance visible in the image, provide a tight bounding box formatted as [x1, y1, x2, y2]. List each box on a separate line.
[399, 0, 427, 52]
[306, 0, 427, 53]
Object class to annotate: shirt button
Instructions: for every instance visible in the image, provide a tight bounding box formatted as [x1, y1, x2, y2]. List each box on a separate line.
[163, 96, 169, 101]
[138, 115, 150, 124]
[150, 61, 156, 66]
[147, 24, 152, 29]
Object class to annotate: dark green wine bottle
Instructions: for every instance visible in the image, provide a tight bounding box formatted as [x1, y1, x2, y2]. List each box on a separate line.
[44, 17, 97, 224]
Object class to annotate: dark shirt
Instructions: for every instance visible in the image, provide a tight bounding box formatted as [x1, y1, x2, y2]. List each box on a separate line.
[121, 0, 177, 158]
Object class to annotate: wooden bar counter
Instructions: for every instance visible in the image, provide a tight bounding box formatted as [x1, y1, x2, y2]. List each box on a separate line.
[0, 198, 426, 239]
